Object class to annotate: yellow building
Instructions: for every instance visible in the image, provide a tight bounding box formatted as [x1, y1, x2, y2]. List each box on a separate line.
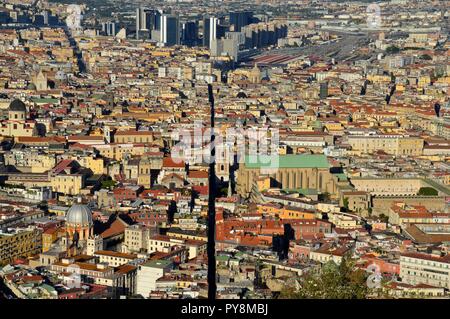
[165, 229, 207, 242]
[255, 203, 316, 220]
[367, 74, 391, 83]
[42, 227, 60, 252]
[0, 227, 42, 265]
[0, 99, 37, 138]
[77, 156, 104, 175]
[50, 174, 84, 196]
[256, 177, 271, 192]
[138, 157, 155, 189]
[95, 144, 145, 161]
[114, 130, 154, 144]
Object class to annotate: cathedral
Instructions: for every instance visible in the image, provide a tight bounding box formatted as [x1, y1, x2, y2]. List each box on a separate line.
[62, 202, 103, 256]
[0, 99, 38, 138]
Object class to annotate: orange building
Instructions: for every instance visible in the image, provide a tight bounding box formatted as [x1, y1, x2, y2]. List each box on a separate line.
[254, 203, 317, 220]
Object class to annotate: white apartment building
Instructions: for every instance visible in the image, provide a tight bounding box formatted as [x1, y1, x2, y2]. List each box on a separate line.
[136, 259, 173, 298]
[400, 252, 450, 289]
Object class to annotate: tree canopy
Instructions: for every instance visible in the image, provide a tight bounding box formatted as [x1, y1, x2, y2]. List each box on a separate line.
[386, 45, 400, 54]
[279, 255, 370, 299]
[417, 187, 438, 196]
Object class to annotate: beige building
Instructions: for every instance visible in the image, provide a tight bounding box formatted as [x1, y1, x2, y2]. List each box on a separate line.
[148, 235, 206, 260]
[94, 250, 138, 267]
[137, 155, 164, 188]
[328, 213, 359, 229]
[123, 224, 150, 254]
[4, 150, 56, 173]
[309, 244, 351, 265]
[347, 135, 423, 156]
[340, 191, 369, 215]
[351, 178, 424, 196]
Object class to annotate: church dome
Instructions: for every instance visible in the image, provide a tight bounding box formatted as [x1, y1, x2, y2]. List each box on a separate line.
[9, 99, 26, 112]
[66, 204, 93, 226]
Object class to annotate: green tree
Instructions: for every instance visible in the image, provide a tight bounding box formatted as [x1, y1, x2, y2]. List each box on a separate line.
[279, 255, 371, 299]
[343, 197, 349, 210]
[320, 192, 331, 202]
[101, 179, 117, 189]
[417, 187, 438, 196]
[386, 45, 400, 54]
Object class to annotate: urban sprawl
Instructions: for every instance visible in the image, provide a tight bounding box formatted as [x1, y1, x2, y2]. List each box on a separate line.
[0, 0, 449, 300]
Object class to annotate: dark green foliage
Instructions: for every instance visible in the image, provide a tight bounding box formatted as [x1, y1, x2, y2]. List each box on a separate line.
[279, 255, 370, 299]
[101, 179, 117, 189]
[417, 187, 438, 196]
[386, 46, 400, 54]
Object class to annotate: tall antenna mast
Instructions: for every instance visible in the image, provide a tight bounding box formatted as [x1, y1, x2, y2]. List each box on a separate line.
[207, 83, 217, 300]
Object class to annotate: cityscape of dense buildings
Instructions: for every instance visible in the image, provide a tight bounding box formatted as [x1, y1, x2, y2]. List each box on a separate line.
[0, 0, 449, 301]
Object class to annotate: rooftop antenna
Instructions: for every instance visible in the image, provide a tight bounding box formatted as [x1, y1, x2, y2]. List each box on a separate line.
[207, 83, 217, 300]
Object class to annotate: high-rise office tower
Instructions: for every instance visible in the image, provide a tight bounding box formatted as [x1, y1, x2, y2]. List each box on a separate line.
[229, 11, 253, 32]
[181, 21, 199, 47]
[203, 17, 227, 48]
[203, 17, 218, 48]
[160, 14, 180, 46]
[102, 22, 116, 36]
[136, 8, 162, 39]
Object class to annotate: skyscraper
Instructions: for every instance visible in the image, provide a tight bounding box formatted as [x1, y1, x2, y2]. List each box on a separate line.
[203, 17, 218, 48]
[136, 8, 162, 39]
[102, 22, 116, 36]
[229, 11, 253, 32]
[181, 21, 199, 47]
[160, 14, 180, 46]
[203, 17, 227, 49]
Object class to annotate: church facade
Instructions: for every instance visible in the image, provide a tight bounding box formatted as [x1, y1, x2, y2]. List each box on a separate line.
[236, 154, 337, 197]
[0, 99, 38, 138]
